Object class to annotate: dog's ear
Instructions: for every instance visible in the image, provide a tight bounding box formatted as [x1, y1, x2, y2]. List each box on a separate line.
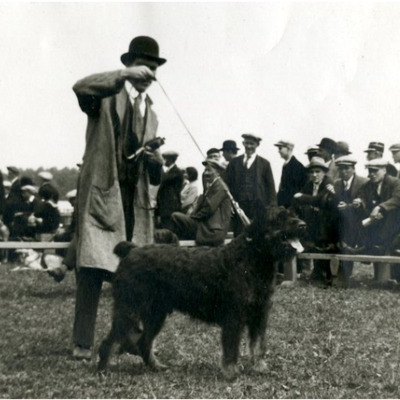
[114, 241, 136, 258]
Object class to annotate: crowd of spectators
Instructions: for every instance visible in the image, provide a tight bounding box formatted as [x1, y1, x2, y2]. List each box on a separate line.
[3, 135, 400, 287]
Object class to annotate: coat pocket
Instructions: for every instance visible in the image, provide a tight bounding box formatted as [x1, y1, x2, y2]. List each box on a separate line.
[89, 183, 121, 232]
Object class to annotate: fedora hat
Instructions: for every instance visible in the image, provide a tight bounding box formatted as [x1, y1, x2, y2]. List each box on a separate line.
[335, 141, 351, 156]
[121, 36, 167, 66]
[220, 140, 239, 152]
[306, 156, 329, 171]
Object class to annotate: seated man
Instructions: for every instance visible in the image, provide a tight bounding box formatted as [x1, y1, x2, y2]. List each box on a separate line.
[292, 157, 338, 284]
[170, 159, 232, 246]
[352, 158, 400, 255]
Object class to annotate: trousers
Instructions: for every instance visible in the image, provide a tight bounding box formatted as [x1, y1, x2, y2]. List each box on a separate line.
[73, 267, 113, 348]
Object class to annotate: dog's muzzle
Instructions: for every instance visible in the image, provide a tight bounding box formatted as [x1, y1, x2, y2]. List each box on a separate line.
[288, 220, 307, 254]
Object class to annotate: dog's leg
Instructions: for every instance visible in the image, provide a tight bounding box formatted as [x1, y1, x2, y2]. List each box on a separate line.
[220, 317, 244, 380]
[247, 304, 271, 374]
[98, 307, 143, 371]
[138, 310, 168, 371]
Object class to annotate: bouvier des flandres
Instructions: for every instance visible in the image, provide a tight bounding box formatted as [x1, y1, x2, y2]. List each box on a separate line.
[98, 207, 305, 379]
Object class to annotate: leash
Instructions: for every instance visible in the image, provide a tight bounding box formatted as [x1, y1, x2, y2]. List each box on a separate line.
[157, 78, 251, 227]
[156, 79, 205, 159]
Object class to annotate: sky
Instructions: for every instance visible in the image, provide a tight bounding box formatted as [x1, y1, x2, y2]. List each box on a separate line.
[1, 1, 400, 184]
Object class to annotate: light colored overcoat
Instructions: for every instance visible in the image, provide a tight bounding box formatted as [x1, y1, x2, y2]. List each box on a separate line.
[73, 70, 159, 272]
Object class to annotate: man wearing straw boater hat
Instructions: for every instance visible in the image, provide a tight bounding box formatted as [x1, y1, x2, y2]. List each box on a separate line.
[43, 36, 167, 360]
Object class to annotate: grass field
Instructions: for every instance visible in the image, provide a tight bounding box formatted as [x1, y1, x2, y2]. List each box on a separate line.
[2, 261, 400, 398]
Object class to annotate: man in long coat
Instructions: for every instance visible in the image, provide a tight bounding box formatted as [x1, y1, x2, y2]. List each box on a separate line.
[67, 36, 166, 359]
[225, 133, 276, 235]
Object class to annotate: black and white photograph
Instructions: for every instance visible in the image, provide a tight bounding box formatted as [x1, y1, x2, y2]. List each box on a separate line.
[2, 1, 400, 398]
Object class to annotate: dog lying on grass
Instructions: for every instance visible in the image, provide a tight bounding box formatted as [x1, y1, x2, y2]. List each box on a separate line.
[98, 206, 306, 379]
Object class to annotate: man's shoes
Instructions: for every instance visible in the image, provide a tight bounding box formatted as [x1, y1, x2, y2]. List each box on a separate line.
[41, 254, 67, 283]
[72, 345, 92, 360]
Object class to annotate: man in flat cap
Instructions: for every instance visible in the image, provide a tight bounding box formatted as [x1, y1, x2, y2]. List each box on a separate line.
[50, 36, 167, 360]
[38, 171, 60, 205]
[305, 146, 320, 163]
[389, 143, 400, 177]
[156, 150, 184, 230]
[225, 133, 276, 236]
[333, 156, 368, 284]
[170, 159, 231, 246]
[352, 158, 400, 257]
[274, 140, 307, 208]
[364, 142, 397, 177]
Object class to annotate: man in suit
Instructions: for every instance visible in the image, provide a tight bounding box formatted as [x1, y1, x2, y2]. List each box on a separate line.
[225, 133, 277, 236]
[352, 158, 400, 255]
[220, 140, 240, 165]
[156, 150, 184, 230]
[292, 157, 337, 284]
[43, 36, 166, 360]
[170, 159, 231, 246]
[333, 155, 368, 284]
[316, 137, 339, 181]
[364, 142, 398, 177]
[274, 140, 307, 208]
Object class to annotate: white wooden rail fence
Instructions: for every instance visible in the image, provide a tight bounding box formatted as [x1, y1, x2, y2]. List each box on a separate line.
[2, 240, 400, 283]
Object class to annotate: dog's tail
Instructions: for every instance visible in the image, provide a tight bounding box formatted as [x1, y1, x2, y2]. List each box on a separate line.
[114, 241, 136, 258]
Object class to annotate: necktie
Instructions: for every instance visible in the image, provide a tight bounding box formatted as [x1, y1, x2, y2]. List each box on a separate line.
[312, 184, 318, 196]
[344, 180, 350, 191]
[244, 157, 249, 169]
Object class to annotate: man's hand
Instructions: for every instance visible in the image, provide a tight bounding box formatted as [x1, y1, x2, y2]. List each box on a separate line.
[326, 184, 335, 194]
[293, 193, 303, 199]
[121, 65, 155, 83]
[144, 148, 164, 165]
[370, 206, 383, 220]
[352, 198, 362, 208]
[337, 201, 348, 211]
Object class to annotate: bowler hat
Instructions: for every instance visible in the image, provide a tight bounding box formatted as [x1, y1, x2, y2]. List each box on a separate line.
[316, 138, 337, 154]
[364, 142, 384, 153]
[121, 36, 167, 66]
[202, 159, 226, 171]
[335, 141, 351, 155]
[220, 140, 239, 152]
[306, 157, 329, 171]
[242, 133, 262, 142]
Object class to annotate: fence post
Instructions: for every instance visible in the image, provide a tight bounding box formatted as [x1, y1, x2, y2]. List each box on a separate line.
[374, 262, 391, 282]
[330, 257, 340, 286]
[283, 257, 297, 282]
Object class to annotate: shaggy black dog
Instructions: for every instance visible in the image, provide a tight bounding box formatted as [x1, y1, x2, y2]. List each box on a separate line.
[98, 207, 305, 379]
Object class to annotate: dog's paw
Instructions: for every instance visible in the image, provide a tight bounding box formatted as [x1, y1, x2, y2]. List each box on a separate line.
[251, 359, 268, 374]
[221, 363, 239, 381]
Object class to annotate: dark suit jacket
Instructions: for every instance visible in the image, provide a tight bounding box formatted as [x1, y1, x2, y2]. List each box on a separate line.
[225, 154, 277, 208]
[357, 174, 400, 214]
[277, 156, 307, 207]
[292, 175, 338, 244]
[156, 165, 184, 218]
[333, 174, 368, 203]
[192, 178, 232, 246]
